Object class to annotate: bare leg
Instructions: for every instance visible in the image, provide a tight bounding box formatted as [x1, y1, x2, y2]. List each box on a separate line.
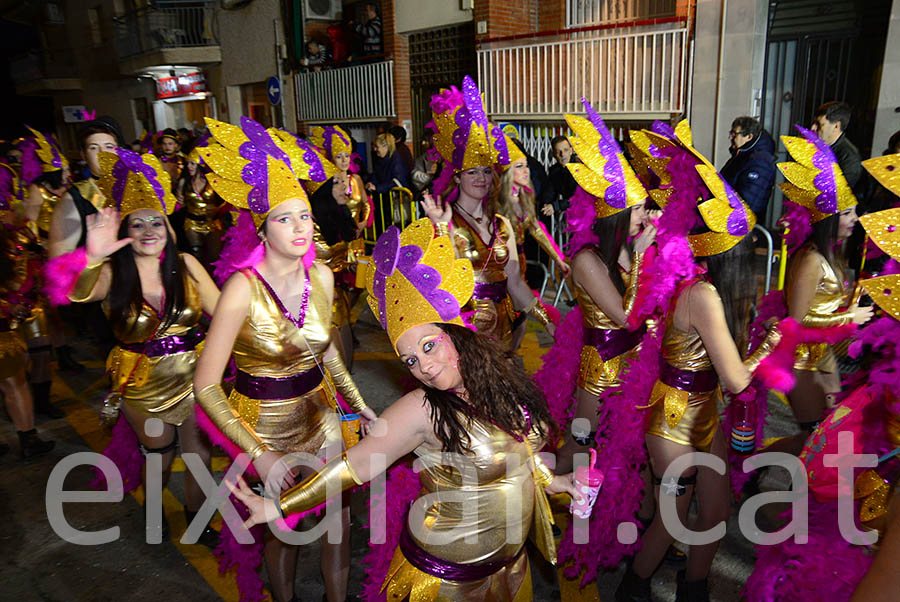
[765, 369, 837, 456]
[684, 429, 731, 581]
[321, 503, 351, 602]
[264, 532, 299, 602]
[177, 411, 212, 512]
[632, 435, 697, 579]
[555, 387, 600, 474]
[120, 402, 177, 490]
[510, 320, 527, 352]
[0, 370, 35, 431]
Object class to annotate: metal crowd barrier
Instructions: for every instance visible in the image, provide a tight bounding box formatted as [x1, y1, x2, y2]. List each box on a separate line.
[363, 186, 417, 246]
[754, 224, 774, 295]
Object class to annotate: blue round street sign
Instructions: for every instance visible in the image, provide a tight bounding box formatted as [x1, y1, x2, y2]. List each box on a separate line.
[267, 76, 281, 105]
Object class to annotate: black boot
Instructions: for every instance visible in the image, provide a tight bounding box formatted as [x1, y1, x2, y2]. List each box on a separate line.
[675, 569, 710, 602]
[32, 381, 64, 419]
[55, 345, 85, 373]
[615, 563, 652, 602]
[184, 509, 220, 549]
[17, 429, 55, 459]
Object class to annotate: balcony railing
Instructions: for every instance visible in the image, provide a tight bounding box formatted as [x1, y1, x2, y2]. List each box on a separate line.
[567, 0, 678, 28]
[477, 25, 689, 119]
[295, 60, 395, 122]
[113, 2, 218, 59]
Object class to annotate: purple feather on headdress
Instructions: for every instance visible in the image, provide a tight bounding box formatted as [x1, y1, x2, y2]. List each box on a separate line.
[651, 120, 677, 140]
[0, 164, 14, 211]
[280, 129, 327, 183]
[109, 148, 167, 211]
[18, 139, 42, 186]
[581, 98, 628, 210]
[237, 116, 293, 215]
[795, 125, 839, 214]
[720, 175, 751, 236]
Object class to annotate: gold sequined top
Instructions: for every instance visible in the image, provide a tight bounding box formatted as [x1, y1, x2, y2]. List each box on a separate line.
[313, 224, 352, 273]
[73, 178, 107, 210]
[36, 185, 61, 237]
[411, 417, 546, 566]
[183, 180, 217, 220]
[232, 266, 332, 378]
[661, 284, 715, 373]
[346, 173, 370, 225]
[573, 257, 633, 331]
[450, 214, 511, 284]
[786, 246, 850, 328]
[104, 260, 202, 344]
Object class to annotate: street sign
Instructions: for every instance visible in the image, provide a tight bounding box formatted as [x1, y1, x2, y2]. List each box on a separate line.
[267, 76, 281, 106]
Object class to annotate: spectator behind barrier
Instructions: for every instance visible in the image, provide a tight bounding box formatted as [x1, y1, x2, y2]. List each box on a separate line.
[547, 135, 579, 215]
[720, 116, 776, 222]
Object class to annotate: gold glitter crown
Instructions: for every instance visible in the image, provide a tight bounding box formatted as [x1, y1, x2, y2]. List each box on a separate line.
[564, 100, 647, 217]
[690, 165, 757, 256]
[364, 218, 474, 350]
[859, 207, 900, 321]
[308, 125, 353, 162]
[26, 125, 69, 172]
[269, 128, 337, 196]
[96, 149, 175, 217]
[862, 154, 900, 198]
[430, 75, 506, 172]
[497, 134, 526, 171]
[778, 126, 857, 223]
[201, 117, 328, 228]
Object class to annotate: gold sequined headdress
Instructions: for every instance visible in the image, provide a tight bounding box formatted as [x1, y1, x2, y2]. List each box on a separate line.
[96, 148, 176, 216]
[200, 116, 331, 228]
[365, 218, 474, 350]
[25, 125, 69, 172]
[308, 125, 353, 162]
[858, 156, 900, 321]
[778, 125, 857, 223]
[690, 164, 757, 256]
[564, 98, 647, 217]
[430, 75, 507, 172]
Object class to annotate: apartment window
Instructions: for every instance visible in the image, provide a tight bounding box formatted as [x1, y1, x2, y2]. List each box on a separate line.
[88, 6, 103, 46]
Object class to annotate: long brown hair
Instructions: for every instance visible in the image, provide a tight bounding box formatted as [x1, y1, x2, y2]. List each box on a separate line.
[421, 323, 553, 454]
[497, 165, 536, 225]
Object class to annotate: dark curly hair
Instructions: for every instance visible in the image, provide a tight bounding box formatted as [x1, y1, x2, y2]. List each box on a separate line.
[419, 323, 553, 455]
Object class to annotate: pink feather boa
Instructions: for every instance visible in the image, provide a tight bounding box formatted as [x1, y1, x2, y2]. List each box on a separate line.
[43, 248, 87, 306]
[564, 187, 600, 257]
[532, 306, 585, 441]
[88, 412, 143, 495]
[777, 201, 814, 255]
[556, 324, 658, 584]
[359, 462, 422, 601]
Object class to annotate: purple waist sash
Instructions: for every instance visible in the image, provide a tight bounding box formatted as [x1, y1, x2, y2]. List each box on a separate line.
[585, 326, 645, 362]
[472, 280, 509, 303]
[118, 326, 204, 358]
[235, 367, 323, 401]
[659, 361, 719, 393]
[398, 523, 522, 583]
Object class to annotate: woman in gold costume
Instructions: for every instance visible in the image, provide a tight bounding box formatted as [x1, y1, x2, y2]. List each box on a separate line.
[175, 144, 225, 267]
[778, 126, 873, 455]
[192, 116, 376, 602]
[496, 140, 569, 280]
[57, 147, 220, 542]
[617, 126, 780, 602]
[226, 217, 579, 602]
[428, 76, 555, 349]
[550, 107, 655, 474]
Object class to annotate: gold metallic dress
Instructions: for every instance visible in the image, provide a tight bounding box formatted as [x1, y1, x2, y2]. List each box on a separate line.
[450, 214, 516, 344]
[0, 233, 29, 379]
[574, 253, 640, 396]
[314, 223, 364, 330]
[10, 225, 51, 343]
[182, 180, 221, 248]
[511, 213, 565, 280]
[645, 283, 721, 452]
[36, 185, 61, 239]
[226, 267, 341, 456]
[346, 173, 371, 227]
[104, 260, 204, 426]
[787, 247, 851, 372]
[382, 418, 551, 602]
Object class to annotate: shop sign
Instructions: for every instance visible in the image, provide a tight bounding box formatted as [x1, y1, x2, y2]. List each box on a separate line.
[156, 72, 208, 99]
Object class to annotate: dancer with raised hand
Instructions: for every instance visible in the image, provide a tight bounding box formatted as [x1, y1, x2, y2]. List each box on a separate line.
[225, 217, 579, 601]
[49, 147, 220, 543]
[192, 116, 375, 602]
[427, 75, 555, 348]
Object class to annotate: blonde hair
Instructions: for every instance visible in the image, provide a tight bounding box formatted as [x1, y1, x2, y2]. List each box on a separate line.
[375, 133, 396, 156]
[498, 162, 536, 224]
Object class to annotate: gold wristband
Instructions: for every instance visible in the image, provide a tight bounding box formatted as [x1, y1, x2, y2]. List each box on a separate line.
[801, 311, 853, 329]
[526, 296, 552, 328]
[744, 326, 783, 374]
[622, 251, 643, 319]
[279, 452, 362, 516]
[323, 354, 367, 414]
[532, 454, 555, 488]
[435, 221, 450, 239]
[194, 383, 268, 460]
[69, 260, 105, 303]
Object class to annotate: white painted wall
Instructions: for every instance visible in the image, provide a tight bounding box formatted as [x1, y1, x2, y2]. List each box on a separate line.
[394, 0, 473, 34]
[873, 0, 900, 154]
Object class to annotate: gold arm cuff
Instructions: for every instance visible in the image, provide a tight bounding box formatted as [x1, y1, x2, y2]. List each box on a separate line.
[801, 311, 853, 329]
[323, 354, 367, 414]
[434, 221, 450, 239]
[529, 223, 565, 267]
[532, 453, 555, 488]
[69, 260, 105, 303]
[194, 383, 268, 460]
[279, 452, 361, 516]
[526, 296, 552, 327]
[623, 251, 643, 319]
[744, 326, 783, 374]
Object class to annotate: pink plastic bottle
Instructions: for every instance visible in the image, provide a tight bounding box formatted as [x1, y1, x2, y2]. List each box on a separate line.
[570, 448, 604, 519]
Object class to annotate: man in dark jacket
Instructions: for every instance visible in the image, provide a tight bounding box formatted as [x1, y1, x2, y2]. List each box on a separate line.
[546, 135, 579, 215]
[720, 116, 776, 221]
[811, 101, 863, 191]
